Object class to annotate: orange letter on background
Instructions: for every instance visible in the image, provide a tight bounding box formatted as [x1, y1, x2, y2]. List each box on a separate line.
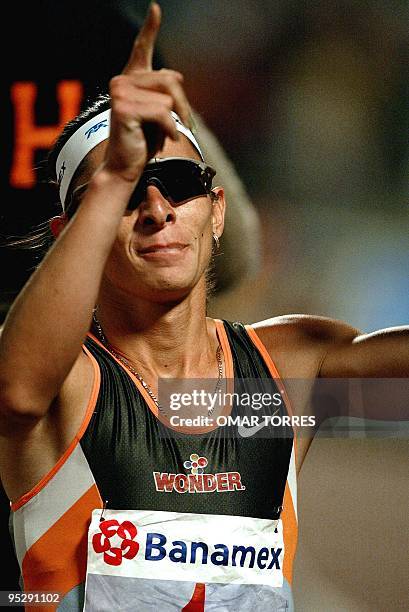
[10, 80, 83, 188]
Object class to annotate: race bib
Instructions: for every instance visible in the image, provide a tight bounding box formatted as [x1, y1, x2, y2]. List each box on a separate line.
[85, 509, 284, 607]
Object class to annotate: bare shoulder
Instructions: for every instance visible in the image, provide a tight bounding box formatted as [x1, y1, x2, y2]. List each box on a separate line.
[249, 314, 361, 378]
[251, 314, 360, 343]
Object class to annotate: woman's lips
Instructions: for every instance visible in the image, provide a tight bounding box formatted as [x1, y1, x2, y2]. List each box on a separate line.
[137, 243, 188, 258]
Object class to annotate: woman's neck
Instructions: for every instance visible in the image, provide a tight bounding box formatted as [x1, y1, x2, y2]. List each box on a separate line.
[94, 282, 218, 380]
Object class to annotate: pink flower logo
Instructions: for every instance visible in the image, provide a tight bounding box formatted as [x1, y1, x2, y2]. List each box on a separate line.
[92, 519, 139, 566]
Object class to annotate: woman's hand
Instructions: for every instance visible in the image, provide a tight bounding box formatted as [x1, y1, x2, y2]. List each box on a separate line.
[103, 2, 191, 182]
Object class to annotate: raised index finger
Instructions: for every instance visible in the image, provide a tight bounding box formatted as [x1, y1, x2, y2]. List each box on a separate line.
[122, 2, 161, 74]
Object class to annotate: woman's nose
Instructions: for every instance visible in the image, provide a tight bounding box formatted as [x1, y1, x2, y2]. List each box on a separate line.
[137, 185, 176, 227]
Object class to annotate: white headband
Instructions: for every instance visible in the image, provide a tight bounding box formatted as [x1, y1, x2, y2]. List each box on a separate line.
[56, 109, 204, 209]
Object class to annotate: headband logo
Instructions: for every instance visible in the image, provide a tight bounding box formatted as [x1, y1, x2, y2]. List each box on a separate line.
[58, 161, 66, 186]
[85, 119, 109, 140]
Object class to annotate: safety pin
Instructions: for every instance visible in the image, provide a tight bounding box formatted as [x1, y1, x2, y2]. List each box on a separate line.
[274, 505, 283, 533]
[100, 500, 109, 522]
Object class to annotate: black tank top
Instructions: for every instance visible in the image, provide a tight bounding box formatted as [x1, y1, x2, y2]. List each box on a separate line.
[80, 320, 293, 520]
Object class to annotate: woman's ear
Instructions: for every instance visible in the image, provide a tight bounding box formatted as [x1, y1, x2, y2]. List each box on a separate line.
[211, 186, 226, 239]
[49, 214, 68, 238]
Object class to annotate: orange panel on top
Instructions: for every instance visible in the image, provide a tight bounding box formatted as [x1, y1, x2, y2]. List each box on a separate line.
[22, 484, 102, 609]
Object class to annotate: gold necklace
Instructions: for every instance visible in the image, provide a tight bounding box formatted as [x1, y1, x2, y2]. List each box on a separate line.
[92, 311, 224, 417]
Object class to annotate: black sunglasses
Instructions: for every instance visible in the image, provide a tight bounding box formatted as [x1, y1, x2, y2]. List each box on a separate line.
[68, 157, 216, 215]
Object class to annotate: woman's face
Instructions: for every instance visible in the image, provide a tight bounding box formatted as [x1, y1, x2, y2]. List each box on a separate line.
[84, 135, 225, 304]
